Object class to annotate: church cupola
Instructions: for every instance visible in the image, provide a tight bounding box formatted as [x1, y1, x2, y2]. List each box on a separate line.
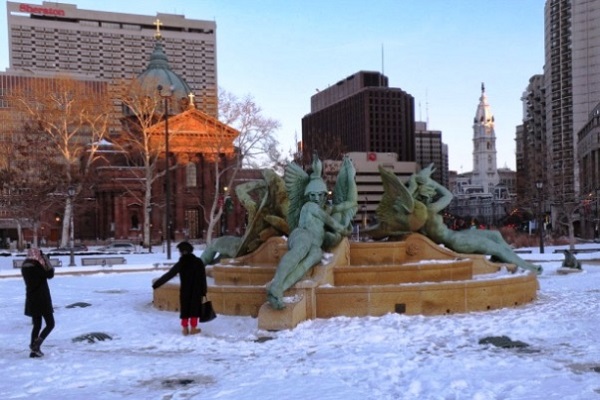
[134, 19, 194, 114]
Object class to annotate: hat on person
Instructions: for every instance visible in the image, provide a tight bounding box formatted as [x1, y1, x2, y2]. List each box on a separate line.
[176, 241, 194, 253]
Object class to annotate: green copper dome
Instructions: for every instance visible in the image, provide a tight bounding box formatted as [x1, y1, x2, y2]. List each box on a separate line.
[136, 38, 192, 114]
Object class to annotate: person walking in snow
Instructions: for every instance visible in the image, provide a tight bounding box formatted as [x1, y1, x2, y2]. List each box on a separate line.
[152, 241, 207, 335]
[21, 247, 55, 358]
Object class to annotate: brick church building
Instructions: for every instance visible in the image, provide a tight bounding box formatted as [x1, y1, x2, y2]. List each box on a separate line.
[91, 105, 243, 244]
[87, 37, 247, 245]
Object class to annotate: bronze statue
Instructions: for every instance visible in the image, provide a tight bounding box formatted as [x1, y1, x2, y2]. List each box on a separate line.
[561, 250, 581, 270]
[200, 169, 289, 265]
[363, 165, 429, 239]
[369, 164, 542, 273]
[266, 154, 357, 309]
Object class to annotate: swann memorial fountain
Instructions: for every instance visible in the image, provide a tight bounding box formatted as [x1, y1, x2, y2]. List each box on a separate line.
[153, 155, 539, 330]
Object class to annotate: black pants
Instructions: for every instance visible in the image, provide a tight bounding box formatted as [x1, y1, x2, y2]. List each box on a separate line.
[30, 313, 55, 346]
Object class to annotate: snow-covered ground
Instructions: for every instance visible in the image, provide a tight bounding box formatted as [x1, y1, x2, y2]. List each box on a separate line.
[0, 242, 599, 399]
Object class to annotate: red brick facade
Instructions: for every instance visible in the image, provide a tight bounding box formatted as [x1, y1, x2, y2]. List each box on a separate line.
[84, 107, 259, 243]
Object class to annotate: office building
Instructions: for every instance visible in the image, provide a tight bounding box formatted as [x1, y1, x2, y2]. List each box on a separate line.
[415, 121, 447, 187]
[544, 0, 600, 202]
[302, 71, 416, 163]
[6, 1, 217, 115]
[323, 152, 418, 229]
[517, 74, 546, 204]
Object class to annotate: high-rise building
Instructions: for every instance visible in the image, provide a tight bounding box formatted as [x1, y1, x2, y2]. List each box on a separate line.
[6, 1, 217, 115]
[301, 71, 415, 162]
[517, 74, 546, 204]
[544, 0, 600, 201]
[542, 0, 600, 238]
[577, 102, 600, 238]
[414, 121, 447, 187]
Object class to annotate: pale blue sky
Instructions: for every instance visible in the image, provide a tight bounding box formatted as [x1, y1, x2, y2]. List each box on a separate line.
[0, 0, 545, 171]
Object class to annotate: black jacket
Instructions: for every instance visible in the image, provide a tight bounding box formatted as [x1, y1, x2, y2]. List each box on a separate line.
[152, 253, 207, 319]
[21, 259, 54, 317]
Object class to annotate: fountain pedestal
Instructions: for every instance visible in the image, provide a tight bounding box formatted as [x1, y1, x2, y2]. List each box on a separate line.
[153, 234, 539, 330]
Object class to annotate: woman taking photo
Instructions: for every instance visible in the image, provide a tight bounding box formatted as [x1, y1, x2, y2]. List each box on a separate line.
[21, 247, 55, 358]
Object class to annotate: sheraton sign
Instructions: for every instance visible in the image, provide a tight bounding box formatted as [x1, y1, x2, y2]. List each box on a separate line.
[19, 4, 65, 17]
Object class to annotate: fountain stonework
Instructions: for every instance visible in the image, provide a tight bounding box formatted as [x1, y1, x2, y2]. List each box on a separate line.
[153, 157, 539, 330]
[152, 233, 539, 330]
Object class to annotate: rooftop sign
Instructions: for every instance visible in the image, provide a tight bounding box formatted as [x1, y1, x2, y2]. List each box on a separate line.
[19, 3, 65, 17]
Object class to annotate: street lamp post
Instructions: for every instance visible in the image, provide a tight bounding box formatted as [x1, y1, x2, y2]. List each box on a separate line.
[595, 189, 600, 242]
[68, 186, 76, 266]
[536, 181, 544, 254]
[158, 85, 173, 260]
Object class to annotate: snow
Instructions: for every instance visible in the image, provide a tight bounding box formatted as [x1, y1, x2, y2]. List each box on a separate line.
[1, 243, 599, 399]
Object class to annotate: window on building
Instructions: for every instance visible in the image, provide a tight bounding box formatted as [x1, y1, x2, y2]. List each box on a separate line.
[186, 162, 197, 187]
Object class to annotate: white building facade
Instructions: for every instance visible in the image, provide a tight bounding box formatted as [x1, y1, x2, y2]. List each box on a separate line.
[448, 85, 515, 227]
[471, 83, 500, 192]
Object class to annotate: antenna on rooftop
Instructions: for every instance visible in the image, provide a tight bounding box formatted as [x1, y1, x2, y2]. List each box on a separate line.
[426, 89, 430, 125]
[379, 43, 385, 87]
[381, 43, 385, 76]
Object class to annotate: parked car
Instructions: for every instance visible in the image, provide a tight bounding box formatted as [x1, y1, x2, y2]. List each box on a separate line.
[98, 241, 136, 254]
[47, 244, 89, 255]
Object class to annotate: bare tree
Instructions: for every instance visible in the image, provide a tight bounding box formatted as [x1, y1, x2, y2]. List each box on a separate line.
[0, 120, 64, 248]
[10, 75, 112, 248]
[270, 131, 302, 175]
[300, 134, 347, 168]
[553, 199, 580, 249]
[109, 78, 170, 249]
[203, 89, 280, 243]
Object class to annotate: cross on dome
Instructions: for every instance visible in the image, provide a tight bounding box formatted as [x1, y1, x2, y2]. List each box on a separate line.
[153, 18, 163, 39]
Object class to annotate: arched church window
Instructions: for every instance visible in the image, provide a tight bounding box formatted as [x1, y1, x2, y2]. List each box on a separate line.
[186, 162, 197, 187]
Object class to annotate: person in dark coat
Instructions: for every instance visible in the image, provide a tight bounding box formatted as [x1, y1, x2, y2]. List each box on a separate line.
[21, 247, 55, 358]
[152, 241, 207, 335]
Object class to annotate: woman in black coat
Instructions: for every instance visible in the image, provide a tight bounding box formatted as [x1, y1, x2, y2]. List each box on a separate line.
[152, 241, 207, 335]
[21, 247, 55, 358]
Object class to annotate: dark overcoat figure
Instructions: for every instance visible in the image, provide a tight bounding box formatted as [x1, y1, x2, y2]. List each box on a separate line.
[21, 247, 55, 358]
[152, 242, 207, 335]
